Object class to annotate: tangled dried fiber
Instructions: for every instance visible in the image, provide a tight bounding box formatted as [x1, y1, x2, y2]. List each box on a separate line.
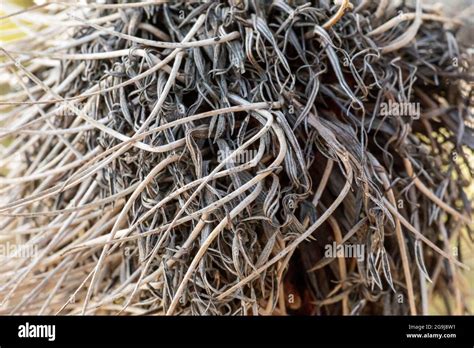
[0, 0, 472, 315]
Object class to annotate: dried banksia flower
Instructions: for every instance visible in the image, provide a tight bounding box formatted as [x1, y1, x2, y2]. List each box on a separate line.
[0, 0, 472, 315]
